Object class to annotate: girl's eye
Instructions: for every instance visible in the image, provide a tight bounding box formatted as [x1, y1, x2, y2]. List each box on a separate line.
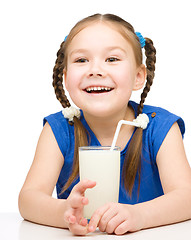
[75, 58, 88, 63]
[106, 57, 120, 62]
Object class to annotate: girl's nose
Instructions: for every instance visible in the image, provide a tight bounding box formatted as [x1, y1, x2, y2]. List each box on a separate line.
[88, 73, 103, 77]
[87, 61, 106, 78]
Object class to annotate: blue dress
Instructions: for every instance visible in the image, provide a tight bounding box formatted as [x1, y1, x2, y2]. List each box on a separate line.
[43, 101, 185, 204]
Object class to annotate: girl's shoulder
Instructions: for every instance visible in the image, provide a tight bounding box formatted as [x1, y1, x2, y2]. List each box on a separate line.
[43, 110, 66, 124]
[129, 100, 185, 136]
[43, 111, 75, 157]
[129, 101, 185, 162]
[144, 104, 185, 137]
[43, 111, 72, 138]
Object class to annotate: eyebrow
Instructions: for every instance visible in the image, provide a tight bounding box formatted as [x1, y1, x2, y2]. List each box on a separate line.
[70, 49, 89, 56]
[69, 46, 127, 56]
[104, 46, 127, 54]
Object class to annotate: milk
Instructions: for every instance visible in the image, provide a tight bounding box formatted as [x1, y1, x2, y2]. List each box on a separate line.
[79, 146, 120, 220]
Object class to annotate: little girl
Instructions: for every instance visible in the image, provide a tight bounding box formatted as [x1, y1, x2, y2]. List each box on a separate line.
[18, 13, 191, 236]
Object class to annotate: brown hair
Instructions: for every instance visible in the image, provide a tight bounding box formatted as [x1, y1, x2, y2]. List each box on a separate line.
[52, 13, 156, 196]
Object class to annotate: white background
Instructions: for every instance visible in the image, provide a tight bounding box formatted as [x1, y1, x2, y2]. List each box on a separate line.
[0, 0, 190, 212]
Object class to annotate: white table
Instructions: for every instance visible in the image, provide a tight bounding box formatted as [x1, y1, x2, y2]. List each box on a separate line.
[1, 213, 191, 240]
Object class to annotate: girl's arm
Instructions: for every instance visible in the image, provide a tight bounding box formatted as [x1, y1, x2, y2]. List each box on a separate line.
[18, 122, 95, 235]
[137, 121, 191, 228]
[18, 122, 68, 228]
[88, 122, 191, 234]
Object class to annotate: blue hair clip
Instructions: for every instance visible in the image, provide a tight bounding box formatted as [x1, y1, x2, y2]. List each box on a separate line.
[135, 32, 145, 48]
[64, 35, 68, 41]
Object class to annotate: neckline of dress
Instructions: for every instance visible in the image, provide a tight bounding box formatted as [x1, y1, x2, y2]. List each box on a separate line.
[80, 101, 138, 154]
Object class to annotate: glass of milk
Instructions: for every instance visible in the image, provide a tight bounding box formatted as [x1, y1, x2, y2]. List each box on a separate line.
[79, 146, 120, 220]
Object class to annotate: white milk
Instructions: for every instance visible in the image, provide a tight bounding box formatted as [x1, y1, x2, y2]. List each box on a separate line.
[79, 146, 120, 220]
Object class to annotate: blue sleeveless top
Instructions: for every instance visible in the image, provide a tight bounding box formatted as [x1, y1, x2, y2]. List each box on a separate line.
[43, 101, 185, 204]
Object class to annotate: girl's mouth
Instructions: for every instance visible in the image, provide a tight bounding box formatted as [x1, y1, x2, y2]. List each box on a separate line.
[84, 86, 113, 94]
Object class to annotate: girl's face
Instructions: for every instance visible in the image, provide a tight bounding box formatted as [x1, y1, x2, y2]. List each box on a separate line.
[64, 22, 145, 119]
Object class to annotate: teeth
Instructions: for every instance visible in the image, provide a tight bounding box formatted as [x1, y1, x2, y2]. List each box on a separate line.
[86, 86, 111, 92]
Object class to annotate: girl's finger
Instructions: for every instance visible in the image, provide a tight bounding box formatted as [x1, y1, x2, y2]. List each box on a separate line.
[68, 215, 76, 224]
[104, 213, 125, 234]
[98, 208, 118, 232]
[64, 210, 76, 224]
[69, 222, 90, 236]
[114, 220, 130, 235]
[88, 203, 111, 232]
[70, 195, 87, 208]
[79, 217, 88, 226]
[73, 179, 96, 194]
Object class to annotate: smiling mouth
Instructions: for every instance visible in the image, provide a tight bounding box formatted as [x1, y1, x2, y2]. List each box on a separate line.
[84, 86, 113, 94]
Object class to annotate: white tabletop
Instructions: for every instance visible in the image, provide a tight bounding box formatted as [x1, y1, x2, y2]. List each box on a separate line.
[1, 212, 191, 240]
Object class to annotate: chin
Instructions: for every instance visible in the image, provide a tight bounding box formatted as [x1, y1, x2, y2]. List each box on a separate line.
[84, 107, 118, 119]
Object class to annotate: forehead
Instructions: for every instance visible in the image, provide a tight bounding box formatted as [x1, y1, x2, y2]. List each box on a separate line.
[67, 22, 132, 51]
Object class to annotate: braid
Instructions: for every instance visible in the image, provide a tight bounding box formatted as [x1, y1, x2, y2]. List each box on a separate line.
[138, 38, 156, 114]
[52, 41, 71, 108]
[52, 41, 89, 194]
[61, 116, 89, 193]
[123, 37, 156, 196]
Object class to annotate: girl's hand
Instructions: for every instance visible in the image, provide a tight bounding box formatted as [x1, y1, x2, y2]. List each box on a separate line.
[64, 179, 96, 235]
[88, 202, 144, 235]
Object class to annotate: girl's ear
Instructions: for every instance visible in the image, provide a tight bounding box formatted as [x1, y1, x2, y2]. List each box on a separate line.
[63, 69, 68, 90]
[133, 64, 146, 91]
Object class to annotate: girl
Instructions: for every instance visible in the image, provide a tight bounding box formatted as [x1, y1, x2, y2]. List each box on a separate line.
[18, 14, 191, 236]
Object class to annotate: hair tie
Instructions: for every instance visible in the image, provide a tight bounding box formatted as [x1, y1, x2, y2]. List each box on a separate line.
[135, 32, 146, 48]
[64, 35, 68, 41]
[62, 106, 81, 122]
[133, 113, 149, 129]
